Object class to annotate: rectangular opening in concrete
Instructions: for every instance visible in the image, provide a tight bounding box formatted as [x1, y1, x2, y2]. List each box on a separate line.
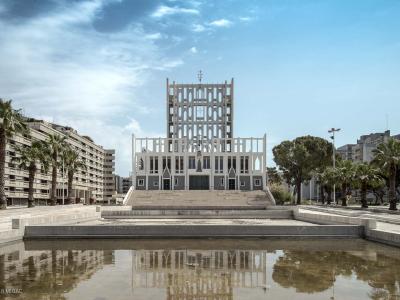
[189, 175, 209, 190]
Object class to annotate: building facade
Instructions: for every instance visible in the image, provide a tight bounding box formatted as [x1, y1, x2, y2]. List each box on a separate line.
[132, 78, 267, 191]
[5, 119, 115, 205]
[103, 149, 116, 203]
[337, 130, 395, 163]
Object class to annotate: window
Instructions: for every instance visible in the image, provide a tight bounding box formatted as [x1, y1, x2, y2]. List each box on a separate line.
[175, 156, 184, 174]
[203, 156, 210, 169]
[138, 179, 144, 186]
[189, 156, 196, 169]
[228, 156, 236, 171]
[153, 181, 158, 187]
[254, 179, 261, 186]
[215, 156, 223, 173]
[150, 156, 159, 174]
[240, 156, 249, 174]
[162, 156, 171, 170]
[240, 181, 245, 187]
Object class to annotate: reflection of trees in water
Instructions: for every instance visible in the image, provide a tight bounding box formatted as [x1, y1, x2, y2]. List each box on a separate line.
[272, 250, 400, 298]
[1, 249, 114, 300]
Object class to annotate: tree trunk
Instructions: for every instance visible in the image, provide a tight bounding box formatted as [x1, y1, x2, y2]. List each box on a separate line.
[389, 165, 398, 211]
[360, 183, 368, 208]
[50, 151, 57, 206]
[28, 164, 36, 208]
[326, 187, 332, 205]
[341, 183, 347, 206]
[296, 179, 302, 205]
[0, 129, 7, 209]
[67, 170, 74, 204]
[320, 185, 325, 204]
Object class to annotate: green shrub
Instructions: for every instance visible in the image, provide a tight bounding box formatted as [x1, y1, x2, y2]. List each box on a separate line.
[270, 184, 293, 205]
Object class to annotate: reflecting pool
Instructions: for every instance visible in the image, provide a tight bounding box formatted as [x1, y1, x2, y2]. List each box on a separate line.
[0, 239, 399, 299]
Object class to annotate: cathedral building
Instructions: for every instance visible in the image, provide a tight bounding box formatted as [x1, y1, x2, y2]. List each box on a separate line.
[132, 76, 267, 191]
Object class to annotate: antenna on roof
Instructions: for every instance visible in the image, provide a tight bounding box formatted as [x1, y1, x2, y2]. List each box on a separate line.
[197, 70, 203, 83]
[385, 113, 389, 131]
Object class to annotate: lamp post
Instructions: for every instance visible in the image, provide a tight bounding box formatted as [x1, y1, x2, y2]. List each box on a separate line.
[62, 156, 65, 205]
[328, 128, 340, 205]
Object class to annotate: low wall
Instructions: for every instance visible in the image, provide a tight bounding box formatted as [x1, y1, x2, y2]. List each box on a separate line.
[0, 206, 101, 244]
[293, 207, 400, 248]
[24, 224, 363, 239]
[101, 209, 293, 219]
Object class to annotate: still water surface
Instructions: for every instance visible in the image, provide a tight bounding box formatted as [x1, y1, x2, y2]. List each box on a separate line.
[0, 239, 399, 300]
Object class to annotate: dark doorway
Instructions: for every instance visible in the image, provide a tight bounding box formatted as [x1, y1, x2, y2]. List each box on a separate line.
[163, 179, 170, 190]
[228, 179, 236, 190]
[189, 176, 209, 190]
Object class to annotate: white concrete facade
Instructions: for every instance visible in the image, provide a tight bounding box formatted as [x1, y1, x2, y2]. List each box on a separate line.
[132, 78, 267, 191]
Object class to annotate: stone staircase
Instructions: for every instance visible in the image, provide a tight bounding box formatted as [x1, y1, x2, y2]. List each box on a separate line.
[124, 189, 275, 209]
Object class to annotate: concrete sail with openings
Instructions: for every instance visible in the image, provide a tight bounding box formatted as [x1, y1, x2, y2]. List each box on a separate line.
[132, 76, 267, 191]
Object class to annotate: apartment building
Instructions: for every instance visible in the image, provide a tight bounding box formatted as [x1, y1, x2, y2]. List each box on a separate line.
[337, 130, 395, 163]
[122, 176, 132, 194]
[5, 119, 115, 205]
[103, 149, 116, 203]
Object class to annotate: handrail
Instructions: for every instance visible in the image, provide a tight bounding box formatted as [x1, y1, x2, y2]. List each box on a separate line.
[122, 186, 134, 206]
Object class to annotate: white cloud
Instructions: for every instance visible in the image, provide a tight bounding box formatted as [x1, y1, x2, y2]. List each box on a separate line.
[151, 5, 199, 18]
[145, 32, 163, 40]
[0, 0, 181, 175]
[239, 16, 252, 22]
[192, 24, 206, 32]
[209, 19, 233, 28]
[190, 47, 198, 54]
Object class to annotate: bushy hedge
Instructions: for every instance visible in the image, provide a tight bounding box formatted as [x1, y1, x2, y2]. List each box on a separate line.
[270, 184, 293, 205]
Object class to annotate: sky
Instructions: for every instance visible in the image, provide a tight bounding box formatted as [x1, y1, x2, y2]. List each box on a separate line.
[0, 0, 399, 176]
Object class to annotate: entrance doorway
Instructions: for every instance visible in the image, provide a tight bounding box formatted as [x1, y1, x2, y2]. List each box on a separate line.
[228, 179, 236, 190]
[189, 176, 209, 190]
[163, 179, 170, 190]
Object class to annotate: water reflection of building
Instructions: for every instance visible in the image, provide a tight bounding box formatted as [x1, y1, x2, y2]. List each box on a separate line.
[132, 249, 268, 299]
[0, 242, 113, 299]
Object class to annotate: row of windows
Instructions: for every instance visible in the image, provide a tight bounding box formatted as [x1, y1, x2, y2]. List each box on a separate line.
[142, 156, 255, 173]
[137, 178, 261, 187]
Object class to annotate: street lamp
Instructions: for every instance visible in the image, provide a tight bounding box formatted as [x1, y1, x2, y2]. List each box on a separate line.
[328, 128, 340, 205]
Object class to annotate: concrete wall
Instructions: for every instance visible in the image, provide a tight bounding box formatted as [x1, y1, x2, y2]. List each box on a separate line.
[148, 176, 160, 190]
[173, 176, 185, 190]
[214, 176, 225, 190]
[24, 224, 364, 239]
[239, 176, 250, 191]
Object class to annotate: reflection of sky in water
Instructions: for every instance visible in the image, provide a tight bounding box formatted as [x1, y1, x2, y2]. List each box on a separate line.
[0, 239, 399, 300]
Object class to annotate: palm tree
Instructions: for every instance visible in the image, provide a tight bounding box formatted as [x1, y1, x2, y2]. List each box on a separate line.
[372, 138, 400, 210]
[334, 160, 356, 206]
[319, 167, 336, 205]
[12, 141, 50, 207]
[61, 146, 86, 204]
[47, 134, 67, 205]
[354, 163, 384, 209]
[0, 99, 28, 209]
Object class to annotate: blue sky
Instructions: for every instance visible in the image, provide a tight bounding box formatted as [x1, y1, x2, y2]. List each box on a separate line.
[1, 0, 399, 176]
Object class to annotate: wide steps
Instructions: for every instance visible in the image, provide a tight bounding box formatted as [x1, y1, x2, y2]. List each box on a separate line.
[124, 190, 275, 208]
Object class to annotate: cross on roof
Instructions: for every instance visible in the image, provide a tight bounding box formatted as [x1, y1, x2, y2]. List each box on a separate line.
[197, 70, 203, 83]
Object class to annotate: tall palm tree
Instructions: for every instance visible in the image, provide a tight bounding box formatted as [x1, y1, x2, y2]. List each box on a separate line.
[335, 160, 356, 206]
[12, 141, 50, 207]
[47, 134, 67, 205]
[354, 163, 384, 209]
[319, 167, 336, 205]
[61, 147, 86, 204]
[372, 138, 400, 210]
[0, 99, 28, 209]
